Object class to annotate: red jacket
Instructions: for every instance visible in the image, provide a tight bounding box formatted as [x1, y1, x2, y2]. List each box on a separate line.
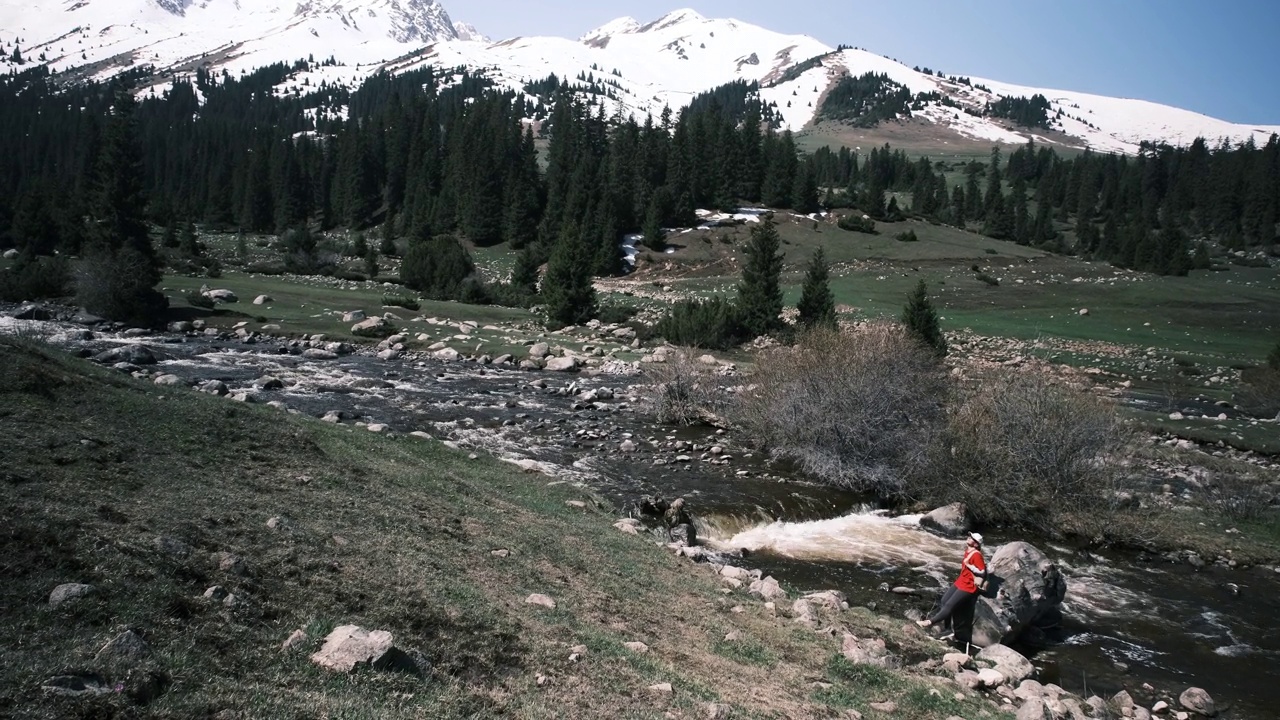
[955, 547, 986, 593]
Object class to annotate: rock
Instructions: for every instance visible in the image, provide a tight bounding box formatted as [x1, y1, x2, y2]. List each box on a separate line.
[803, 590, 848, 611]
[367, 424, 389, 433]
[253, 295, 273, 305]
[302, 348, 338, 360]
[1152, 701, 1169, 713]
[153, 374, 184, 387]
[95, 629, 149, 665]
[49, 329, 95, 343]
[49, 583, 95, 608]
[377, 349, 400, 361]
[10, 303, 54, 320]
[623, 641, 649, 653]
[254, 376, 284, 390]
[310, 625, 417, 674]
[525, 593, 557, 610]
[707, 702, 733, 719]
[943, 652, 973, 671]
[93, 345, 157, 365]
[1178, 688, 1215, 716]
[976, 645, 1035, 685]
[153, 535, 192, 557]
[977, 668, 1006, 688]
[720, 565, 752, 581]
[434, 347, 461, 361]
[203, 288, 237, 303]
[529, 342, 550, 359]
[972, 542, 1067, 647]
[352, 317, 393, 337]
[620, 439, 638, 452]
[649, 682, 673, 694]
[212, 552, 246, 574]
[841, 634, 889, 667]
[1016, 698, 1053, 720]
[41, 673, 111, 698]
[545, 356, 579, 372]
[1112, 690, 1136, 717]
[168, 321, 194, 333]
[203, 586, 230, 601]
[698, 354, 719, 365]
[1, 248, 17, 260]
[868, 701, 896, 713]
[613, 520, 640, 535]
[748, 575, 788, 601]
[920, 502, 974, 537]
[265, 516, 287, 530]
[1078, 308, 1089, 316]
[199, 380, 229, 396]
[342, 310, 366, 323]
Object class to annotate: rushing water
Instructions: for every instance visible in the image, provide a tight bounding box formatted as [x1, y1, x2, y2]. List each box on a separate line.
[15, 322, 1280, 718]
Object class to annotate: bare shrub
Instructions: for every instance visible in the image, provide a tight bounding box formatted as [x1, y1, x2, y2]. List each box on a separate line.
[74, 248, 168, 325]
[646, 350, 730, 426]
[924, 371, 1128, 529]
[1203, 471, 1275, 522]
[736, 324, 947, 497]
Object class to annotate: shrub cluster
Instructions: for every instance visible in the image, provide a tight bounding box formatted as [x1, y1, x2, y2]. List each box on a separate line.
[838, 214, 877, 234]
[653, 297, 745, 350]
[894, 229, 918, 242]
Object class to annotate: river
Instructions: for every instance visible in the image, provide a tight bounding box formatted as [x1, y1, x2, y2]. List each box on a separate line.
[19, 322, 1280, 718]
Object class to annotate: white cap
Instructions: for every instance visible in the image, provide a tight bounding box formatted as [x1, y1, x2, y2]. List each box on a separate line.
[969, 532, 983, 545]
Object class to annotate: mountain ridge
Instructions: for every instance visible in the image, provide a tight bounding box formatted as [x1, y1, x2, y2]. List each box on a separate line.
[0, 3, 1275, 154]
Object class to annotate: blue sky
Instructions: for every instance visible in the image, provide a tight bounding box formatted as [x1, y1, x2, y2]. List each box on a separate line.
[456, 0, 1280, 124]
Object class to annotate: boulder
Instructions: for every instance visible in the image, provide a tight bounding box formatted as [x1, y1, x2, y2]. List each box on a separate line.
[545, 356, 580, 372]
[841, 633, 890, 667]
[1016, 698, 1054, 720]
[972, 542, 1067, 647]
[254, 376, 284, 391]
[528, 342, 550, 359]
[95, 629, 149, 665]
[49, 583, 95, 608]
[2, 248, 18, 260]
[310, 625, 417, 674]
[199, 380, 229, 396]
[434, 347, 461, 362]
[302, 348, 338, 360]
[93, 345, 157, 365]
[623, 641, 649, 653]
[153, 374, 184, 387]
[168, 321, 194, 333]
[975, 644, 1035, 685]
[342, 310, 366, 323]
[1179, 688, 1215, 716]
[41, 673, 111, 698]
[919, 503, 974, 537]
[352, 317, 393, 338]
[748, 575, 787, 601]
[203, 288, 238, 303]
[253, 295, 273, 305]
[977, 668, 1006, 688]
[10, 303, 54, 320]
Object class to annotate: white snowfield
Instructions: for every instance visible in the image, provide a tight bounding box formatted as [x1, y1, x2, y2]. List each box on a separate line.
[1, 2, 1275, 154]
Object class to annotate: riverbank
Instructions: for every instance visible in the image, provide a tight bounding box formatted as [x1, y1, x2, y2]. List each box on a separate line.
[1, 334, 1012, 718]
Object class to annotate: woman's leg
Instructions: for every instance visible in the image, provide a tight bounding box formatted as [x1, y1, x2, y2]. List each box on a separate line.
[929, 586, 975, 626]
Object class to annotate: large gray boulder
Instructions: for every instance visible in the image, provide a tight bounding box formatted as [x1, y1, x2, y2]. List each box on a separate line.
[972, 541, 1067, 647]
[310, 625, 417, 674]
[92, 345, 157, 365]
[919, 502, 973, 537]
[351, 317, 393, 338]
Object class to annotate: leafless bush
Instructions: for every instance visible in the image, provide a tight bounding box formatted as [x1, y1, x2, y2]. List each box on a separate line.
[1203, 471, 1275, 521]
[923, 371, 1128, 528]
[646, 350, 730, 426]
[735, 324, 948, 497]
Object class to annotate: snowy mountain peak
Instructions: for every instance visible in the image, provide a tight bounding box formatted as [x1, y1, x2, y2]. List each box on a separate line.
[452, 21, 488, 42]
[581, 16, 641, 44]
[640, 8, 707, 32]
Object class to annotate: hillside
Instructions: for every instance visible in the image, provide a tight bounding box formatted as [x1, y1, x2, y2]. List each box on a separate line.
[0, 333, 996, 719]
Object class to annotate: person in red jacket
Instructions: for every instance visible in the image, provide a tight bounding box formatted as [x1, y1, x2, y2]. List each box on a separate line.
[917, 532, 986, 632]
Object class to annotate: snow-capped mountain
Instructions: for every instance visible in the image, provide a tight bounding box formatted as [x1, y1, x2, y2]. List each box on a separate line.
[0, 0, 458, 80]
[1, 2, 1275, 154]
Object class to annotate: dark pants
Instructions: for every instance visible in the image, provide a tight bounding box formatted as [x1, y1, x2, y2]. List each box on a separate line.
[929, 585, 977, 629]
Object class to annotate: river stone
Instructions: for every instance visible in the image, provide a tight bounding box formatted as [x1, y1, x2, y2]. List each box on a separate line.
[342, 310, 366, 323]
[199, 380, 229, 396]
[1179, 688, 1215, 716]
[49, 583, 95, 608]
[203, 288, 237, 303]
[254, 376, 284, 390]
[528, 342, 550, 359]
[434, 347, 460, 361]
[525, 593, 556, 609]
[10, 303, 54, 320]
[93, 345, 157, 365]
[803, 590, 848, 611]
[972, 541, 1067, 647]
[310, 625, 416, 674]
[153, 374, 184, 387]
[976, 644, 1035, 684]
[919, 502, 974, 537]
[253, 295, 273, 305]
[977, 668, 1006, 688]
[748, 576, 787, 601]
[1016, 698, 1054, 720]
[545, 356, 579, 372]
[302, 348, 338, 360]
[168, 321, 194, 333]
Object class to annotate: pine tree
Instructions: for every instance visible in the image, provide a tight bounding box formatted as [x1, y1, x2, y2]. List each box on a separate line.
[510, 245, 542, 295]
[541, 222, 597, 328]
[791, 162, 820, 214]
[796, 247, 836, 329]
[79, 87, 167, 325]
[180, 221, 200, 257]
[363, 245, 379, 279]
[1268, 340, 1280, 371]
[161, 217, 179, 249]
[901, 279, 946, 357]
[736, 214, 784, 338]
[641, 200, 666, 251]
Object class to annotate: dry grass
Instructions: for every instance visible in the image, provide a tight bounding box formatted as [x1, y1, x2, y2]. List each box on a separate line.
[0, 339, 994, 719]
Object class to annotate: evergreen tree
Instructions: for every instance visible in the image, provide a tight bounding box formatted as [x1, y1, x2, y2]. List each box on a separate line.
[380, 217, 398, 257]
[736, 214, 784, 338]
[791, 162, 820, 214]
[796, 246, 836, 329]
[180, 221, 201, 257]
[401, 230, 477, 300]
[161, 217, 179, 249]
[510, 245, 542, 295]
[352, 233, 369, 258]
[363, 245, 379, 279]
[541, 221, 597, 327]
[1268, 340, 1280, 371]
[901, 279, 946, 357]
[641, 199, 666, 251]
[79, 87, 167, 325]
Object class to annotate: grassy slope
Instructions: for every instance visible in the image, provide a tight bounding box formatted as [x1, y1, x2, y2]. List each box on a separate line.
[0, 338, 986, 720]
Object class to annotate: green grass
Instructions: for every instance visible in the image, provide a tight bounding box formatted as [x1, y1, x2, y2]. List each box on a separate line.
[0, 336, 1012, 719]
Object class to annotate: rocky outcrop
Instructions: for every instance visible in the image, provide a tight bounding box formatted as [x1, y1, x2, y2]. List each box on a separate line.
[972, 541, 1066, 647]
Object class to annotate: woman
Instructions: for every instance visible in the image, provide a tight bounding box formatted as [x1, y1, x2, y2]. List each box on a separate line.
[917, 532, 986, 632]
